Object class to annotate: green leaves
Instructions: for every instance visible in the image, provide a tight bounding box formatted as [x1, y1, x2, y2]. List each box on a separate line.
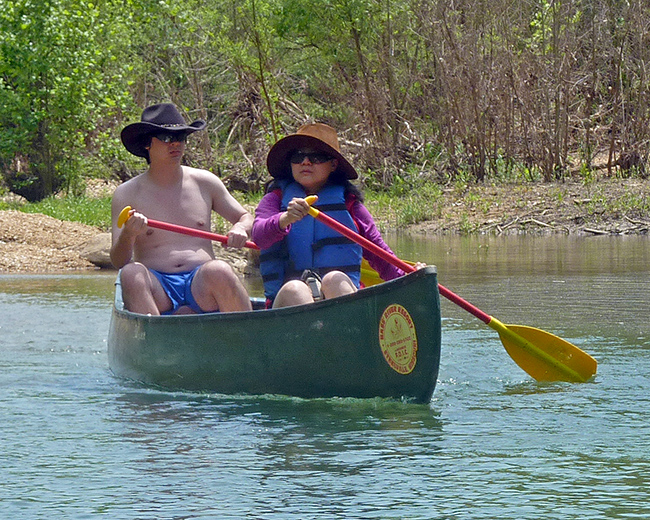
[0, 0, 135, 200]
[1, 0, 650, 197]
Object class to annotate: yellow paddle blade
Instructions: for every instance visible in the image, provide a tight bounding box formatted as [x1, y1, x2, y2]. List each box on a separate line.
[360, 258, 417, 288]
[360, 258, 384, 287]
[491, 320, 598, 382]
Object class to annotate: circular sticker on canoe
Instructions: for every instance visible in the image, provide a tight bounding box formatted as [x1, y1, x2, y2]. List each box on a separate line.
[379, 304, 418, 374]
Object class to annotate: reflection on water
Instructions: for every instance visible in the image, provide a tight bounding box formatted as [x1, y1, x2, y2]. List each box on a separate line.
[0, 271, 118, 305]
[115, 389, 443, 433]
[388, 233, 650, 276]
[1, 234, 649, 519]
[388, 233, 650, 341]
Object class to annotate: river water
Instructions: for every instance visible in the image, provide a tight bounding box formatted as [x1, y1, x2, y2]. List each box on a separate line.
[1, 235, 649, 519]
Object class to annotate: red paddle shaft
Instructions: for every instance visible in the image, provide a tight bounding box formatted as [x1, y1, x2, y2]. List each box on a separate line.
[307, 206, 492, 324]
[145, 218, 260, 250]
[118, 206, 260, 250]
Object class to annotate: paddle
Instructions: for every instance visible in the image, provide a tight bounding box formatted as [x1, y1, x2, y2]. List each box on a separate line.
[304, 196, 598, 383]
[117, 206, 260, 250]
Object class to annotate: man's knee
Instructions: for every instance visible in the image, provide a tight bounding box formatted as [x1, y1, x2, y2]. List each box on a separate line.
[119, 263, 165, 314]
[199, 260, 237, 286]
[120, 262, 150, 289]
[193, 260, 250, 312]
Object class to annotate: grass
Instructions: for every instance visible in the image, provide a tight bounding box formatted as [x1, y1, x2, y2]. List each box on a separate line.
[3, 174, 648, 235]
[211, 182, 445, 234]
[0, 180, 444, 235]
[0, 195, 113, 230]
[363, 181, 445, 231]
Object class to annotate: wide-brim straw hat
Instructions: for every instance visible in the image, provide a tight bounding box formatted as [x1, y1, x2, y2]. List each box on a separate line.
[121, 103, 206, 158]
[266, 123, 358, 180]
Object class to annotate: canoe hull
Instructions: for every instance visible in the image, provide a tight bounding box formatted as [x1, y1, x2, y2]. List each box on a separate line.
[108, 267, 441, 403]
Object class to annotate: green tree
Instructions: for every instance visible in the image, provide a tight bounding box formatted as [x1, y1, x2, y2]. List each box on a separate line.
[0, 0, 133, 200]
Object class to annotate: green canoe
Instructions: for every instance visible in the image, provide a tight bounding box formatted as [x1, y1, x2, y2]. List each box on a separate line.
[108, 266, 442, 403]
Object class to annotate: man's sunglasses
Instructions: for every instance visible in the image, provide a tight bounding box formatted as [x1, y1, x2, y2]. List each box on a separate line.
[152, 132, 188, 143]
[289, 151, 333, 164]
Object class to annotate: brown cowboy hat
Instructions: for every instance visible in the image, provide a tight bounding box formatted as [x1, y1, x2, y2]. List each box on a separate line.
[266, 123, 358, 180]
[120, 103, 206, 158]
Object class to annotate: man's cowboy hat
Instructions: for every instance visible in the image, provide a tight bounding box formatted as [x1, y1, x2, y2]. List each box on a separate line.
[266, 123, 358, 180]
[121, 103, 206, 158]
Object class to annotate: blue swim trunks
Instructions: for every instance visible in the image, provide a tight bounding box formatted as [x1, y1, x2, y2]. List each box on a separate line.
[150, 266, 203, 315]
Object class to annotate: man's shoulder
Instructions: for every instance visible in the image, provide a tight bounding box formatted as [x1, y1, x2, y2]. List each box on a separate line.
[114, 173, 144, 195]
[182, 165, 213, 177]
[183, 165, 222, 181]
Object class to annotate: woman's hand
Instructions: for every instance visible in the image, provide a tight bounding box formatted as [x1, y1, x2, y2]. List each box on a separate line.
[279, 197, 313, 230]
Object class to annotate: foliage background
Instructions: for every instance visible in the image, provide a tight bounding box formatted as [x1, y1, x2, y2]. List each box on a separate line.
[1, 0, 649, 201]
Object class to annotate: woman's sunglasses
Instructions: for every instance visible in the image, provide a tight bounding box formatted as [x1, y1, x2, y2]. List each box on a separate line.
[289, 151, 333, 164]
[152, 132, 188, 143]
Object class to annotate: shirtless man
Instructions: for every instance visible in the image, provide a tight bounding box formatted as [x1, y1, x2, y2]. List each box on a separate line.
[110, 103, 253, 315]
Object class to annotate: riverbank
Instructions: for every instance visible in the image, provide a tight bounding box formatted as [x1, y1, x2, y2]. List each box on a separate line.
[408, 177, 650, 236]
[1, 177, 648, 273]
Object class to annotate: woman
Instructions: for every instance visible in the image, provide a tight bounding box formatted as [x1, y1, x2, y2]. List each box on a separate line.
[252, 122, 411, 308]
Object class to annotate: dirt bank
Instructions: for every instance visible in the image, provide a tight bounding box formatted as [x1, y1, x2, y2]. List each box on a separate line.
[411, 178, 650, 236]
[0, 211, 102, 273]
[1, 177, 648, 273]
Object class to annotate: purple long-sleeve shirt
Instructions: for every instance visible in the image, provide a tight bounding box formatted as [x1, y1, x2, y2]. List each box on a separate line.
[252, 190, 405, 282]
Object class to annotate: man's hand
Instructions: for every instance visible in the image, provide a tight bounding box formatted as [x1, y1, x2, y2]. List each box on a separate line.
[226, 222, 250, 248]
[110, 208, 149, 269]
[120, 209, 149, 238]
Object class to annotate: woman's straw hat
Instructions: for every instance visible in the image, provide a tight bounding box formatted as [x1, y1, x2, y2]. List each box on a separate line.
[266, 123, 357, 180]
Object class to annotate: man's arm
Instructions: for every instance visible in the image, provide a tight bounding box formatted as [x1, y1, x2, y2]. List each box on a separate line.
[208, 173, 253, 248]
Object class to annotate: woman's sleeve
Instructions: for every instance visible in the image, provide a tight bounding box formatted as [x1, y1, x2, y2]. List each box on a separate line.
[353, 201, 405, 281]
[252, 191, 289, 249]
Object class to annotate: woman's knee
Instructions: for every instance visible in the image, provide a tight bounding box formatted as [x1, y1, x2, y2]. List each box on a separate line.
[273, 280, 313, 308]
[321, 271, 356, 298]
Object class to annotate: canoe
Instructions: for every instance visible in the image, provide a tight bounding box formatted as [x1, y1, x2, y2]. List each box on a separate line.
[108, 266, 442, 403]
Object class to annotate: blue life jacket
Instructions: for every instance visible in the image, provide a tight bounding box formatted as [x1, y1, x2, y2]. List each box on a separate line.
[259, 181, 363, 301]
